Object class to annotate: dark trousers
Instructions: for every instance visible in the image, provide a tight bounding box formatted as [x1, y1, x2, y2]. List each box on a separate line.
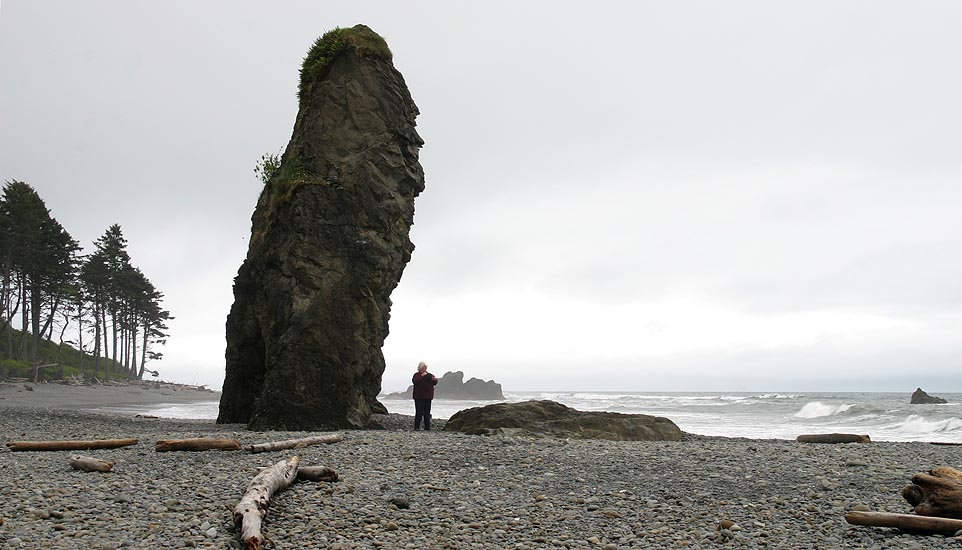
[414, 398, 432, 430]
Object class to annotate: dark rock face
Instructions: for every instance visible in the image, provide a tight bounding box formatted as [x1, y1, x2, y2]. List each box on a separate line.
[218, 26, 424, 430]
[911, 388, 948, 404]
[382, 371, 505, 400]
[443, 400, 683, 441]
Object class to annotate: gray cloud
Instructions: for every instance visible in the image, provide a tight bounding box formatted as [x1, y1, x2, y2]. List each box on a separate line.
[3, 0, 962, 391]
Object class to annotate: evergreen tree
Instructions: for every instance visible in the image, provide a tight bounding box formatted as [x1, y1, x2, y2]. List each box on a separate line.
[0, 181, 79, 361]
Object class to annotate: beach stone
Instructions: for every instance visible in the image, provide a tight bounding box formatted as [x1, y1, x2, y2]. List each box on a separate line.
[717, 519, 735, 530]
[443, 400, 683, 441]
[388, 497, 410, 509]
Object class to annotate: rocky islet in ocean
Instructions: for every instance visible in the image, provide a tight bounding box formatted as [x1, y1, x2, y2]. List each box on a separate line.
[382, 370, 505, 400]
[218, 25, 425, 431]
[910, 388, 948, 405]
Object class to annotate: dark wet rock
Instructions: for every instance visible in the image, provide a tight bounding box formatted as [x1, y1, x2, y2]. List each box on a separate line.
[911, 388, 948, 404]
[443, 399, 683, 441]
[382, 371, 504, 400]
[218, 25, 424, 430]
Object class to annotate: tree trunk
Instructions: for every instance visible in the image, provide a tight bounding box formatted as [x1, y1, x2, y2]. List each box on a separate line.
[248, 434, 343, 454]
[902, 466, 962, 519]
[6, 438, 139, 451]
[38, 293, 61, 349]
[29, 281, 41, 361]
[19, 277, 29, 359]
[129, 313, 138, 379]
[138, 322, 149, 379]
[77, 303, 84, 377]
[233, 456, 301, 550]
[101, 307, 109, 378]
[69, 455, 114, 472]
[155, 438, 242, 452]
[110, 309, 118, 376]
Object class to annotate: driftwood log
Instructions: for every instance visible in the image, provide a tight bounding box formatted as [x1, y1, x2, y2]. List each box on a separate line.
[296, 466, 338, 482]
[6, 438, 139, 451]
[248, 434, 343, 454]
[902, 466, 962, 519]
[845, 511, 962, 534]
[796, 433, 871, 444]
[234, 456, 301, 550]
[69, 455, 114, 472]
[155, 438, 241, 452]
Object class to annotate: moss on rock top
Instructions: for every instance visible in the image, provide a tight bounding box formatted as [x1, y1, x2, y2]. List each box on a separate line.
[298, 24, 393, 110]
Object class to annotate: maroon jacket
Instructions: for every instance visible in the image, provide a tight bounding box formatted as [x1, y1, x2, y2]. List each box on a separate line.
[412, 371, 438, 400]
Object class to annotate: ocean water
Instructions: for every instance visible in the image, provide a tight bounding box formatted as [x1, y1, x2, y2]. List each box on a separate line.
[124, 391, 962, 443]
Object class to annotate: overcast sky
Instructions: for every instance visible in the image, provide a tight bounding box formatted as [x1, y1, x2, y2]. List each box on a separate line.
[2, 1, 961, 393]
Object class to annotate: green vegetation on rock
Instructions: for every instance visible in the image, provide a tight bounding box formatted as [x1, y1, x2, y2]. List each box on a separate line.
[298, 24, 393, 111]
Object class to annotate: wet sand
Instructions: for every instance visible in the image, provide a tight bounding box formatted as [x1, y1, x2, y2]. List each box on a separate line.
[0, 381, 220, 411]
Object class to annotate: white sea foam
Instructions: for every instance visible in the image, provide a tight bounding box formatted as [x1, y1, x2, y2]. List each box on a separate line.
[129, 391, 962, 443]
[793, 401, 854, 418]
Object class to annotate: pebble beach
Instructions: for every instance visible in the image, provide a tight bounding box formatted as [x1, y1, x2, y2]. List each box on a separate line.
[1, 383, 960, 549]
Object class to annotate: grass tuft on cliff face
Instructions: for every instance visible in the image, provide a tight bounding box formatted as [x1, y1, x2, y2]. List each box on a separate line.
[298, 24, 393, 111]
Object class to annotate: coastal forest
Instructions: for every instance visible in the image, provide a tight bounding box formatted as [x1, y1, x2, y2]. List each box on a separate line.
[0, 179, 170, 382]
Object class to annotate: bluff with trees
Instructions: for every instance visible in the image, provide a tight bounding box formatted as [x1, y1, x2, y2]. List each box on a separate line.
[0, 180, 170, 382]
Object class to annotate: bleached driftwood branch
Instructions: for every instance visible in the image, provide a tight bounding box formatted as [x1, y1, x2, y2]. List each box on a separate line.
[6, 438, 139, 451]
[233, 456, 301, 550]
[155, 438, 241, 452]
[69, 455, 114, 472]
[248, 434, 343, 454]
[845, 511, 962, 534]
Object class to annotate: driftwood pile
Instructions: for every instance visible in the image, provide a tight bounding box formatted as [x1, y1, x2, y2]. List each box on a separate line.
[231, 456, 342, 550]
[4, 433, 344, 548]
[846, 466, 962, 535]
[5, 434, 343, 453]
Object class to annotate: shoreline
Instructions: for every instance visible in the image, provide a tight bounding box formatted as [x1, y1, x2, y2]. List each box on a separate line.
[0, 380, 220, 411]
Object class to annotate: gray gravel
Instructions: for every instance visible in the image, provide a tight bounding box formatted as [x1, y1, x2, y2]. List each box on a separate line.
[0, 406, 959, 548]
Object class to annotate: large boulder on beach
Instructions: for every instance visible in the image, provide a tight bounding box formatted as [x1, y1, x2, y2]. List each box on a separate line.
[218, 25, 424, 431]
[443, 400, 683, 441]
[911, 388, 948, 404]
[382, 371, 504, 400]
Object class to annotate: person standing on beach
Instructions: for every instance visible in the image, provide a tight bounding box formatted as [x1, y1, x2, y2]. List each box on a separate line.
[412, 361, 438, 430]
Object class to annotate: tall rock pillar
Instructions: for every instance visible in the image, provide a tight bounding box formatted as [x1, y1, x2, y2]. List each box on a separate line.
[218, 25, 424, 430]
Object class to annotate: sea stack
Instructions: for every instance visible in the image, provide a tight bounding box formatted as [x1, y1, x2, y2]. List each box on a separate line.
[218, 25, 424, 430]
[910, 388, 948, 405]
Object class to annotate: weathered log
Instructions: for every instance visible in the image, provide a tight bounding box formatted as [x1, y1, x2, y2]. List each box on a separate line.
[845, 510, 962, 534]
[902, 466, 962, 518]
[248, 434, 343, 454]
[69, 455, 114, 472]
[796, 433, 871, 444]
[155, 438, 241, 452]
[234, 456, 301, 550]
[5, 438, 139, 451]
[296, 466, 338, 482]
